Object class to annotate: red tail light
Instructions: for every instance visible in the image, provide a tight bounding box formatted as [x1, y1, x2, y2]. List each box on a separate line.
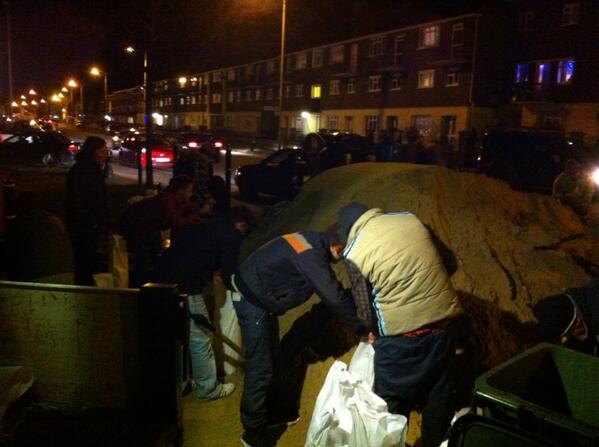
[67, 144, 78, 152]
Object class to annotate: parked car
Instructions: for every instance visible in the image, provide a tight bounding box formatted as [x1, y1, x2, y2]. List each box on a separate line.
[118, 134, 175, 168]
[302, 132, 373, 175]
[173, 132, 223, 162]
[477, 128, 577, 192]
[235, 149, 307, 200]
[0, 131, 78, 166]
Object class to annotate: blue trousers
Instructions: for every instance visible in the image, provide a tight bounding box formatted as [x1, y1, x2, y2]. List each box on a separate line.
[188, 294, 219, 399]
[374, 328, 454, 447]
[232, 295, 279, 429]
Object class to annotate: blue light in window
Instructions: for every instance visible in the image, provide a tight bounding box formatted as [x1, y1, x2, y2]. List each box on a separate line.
[516, 63, 530, 83]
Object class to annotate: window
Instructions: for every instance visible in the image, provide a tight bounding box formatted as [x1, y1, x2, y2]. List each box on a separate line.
[418, 70, 435, 88]
[311, 84, 322, 99]
[312, 49, 323, 67]
[286, 56, 294, 72]
[386, 116, 399, 129]
[228, 91, 235, 103]
[515, 63, 530, 83]
[245, 64, 254, 77]
[557, 59, 575, 84]
[411, 115, 432, 137]
[543, 113, 563, 129]
[190, 77, 198, 87]
[236, 90, 242, 102]
[446, 71, 459, 86]
[451, 23, 464, 57]
[179, 97, 185, 105]
[365, 115, 379, 133]
[345, 116, 354, 131]
[266, 88, 274, 100]
[266, 60, 276, 74]
[212, 93, 221, 104]
[328, 115, 338, 130]
[368, 75, 382, 92]
[419, 25, 440, 48]
[390, 75, 401, 90]
[296, 52, 308, 69]
[517, 11, 534, 32]
[191, 96, 197, 105]
[537, 62, 550, 84]
[285, 85, 291, 98]
[212, 71, 222, 83]
[330, 80, 340, 95]
[562, 2, 580, 26]
[295, 115, 303, 131]
[227, 69, 236, 81]
[245, 90, 252, 102]
[347, 80, 356, 94]
[394, 34, 405, 66]
[369, 36, 386, 56]
[330, 45, 344, 63]
[255, 89, 261, 101]
[295, 84, 304, 97]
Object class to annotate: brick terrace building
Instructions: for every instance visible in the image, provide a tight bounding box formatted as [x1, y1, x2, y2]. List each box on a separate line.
[146, 1, 598, 146]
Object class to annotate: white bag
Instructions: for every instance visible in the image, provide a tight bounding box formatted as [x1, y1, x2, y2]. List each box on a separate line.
[218, 290, 244, 374]
[305, 345, 407, 447]
[110, 234, 129, 288]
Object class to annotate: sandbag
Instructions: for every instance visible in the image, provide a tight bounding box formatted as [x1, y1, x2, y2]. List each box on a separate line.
[305, 346, 407, 447]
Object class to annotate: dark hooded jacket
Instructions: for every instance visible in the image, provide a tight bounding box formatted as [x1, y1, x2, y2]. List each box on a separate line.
[65, 151, 108, 236]
[570, 279, 599, 355]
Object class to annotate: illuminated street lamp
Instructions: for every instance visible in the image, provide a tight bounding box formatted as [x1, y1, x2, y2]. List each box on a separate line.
[28, 89, 36, 95]
[58, 92, 64, 99]
[61, 86, 68, 93]
[178, 76, 187, 87]
[90, 65, 108, 114]
[20, 100, 27, 106]
[51, 94, 61, 102]
[66, 78, 84, 116]
[40, 98, 46, 104]
[11, 101, 17, 107]
[20, 94, 25, 99]
[31, 99, 38, 106]
[125, 44, 154, 189]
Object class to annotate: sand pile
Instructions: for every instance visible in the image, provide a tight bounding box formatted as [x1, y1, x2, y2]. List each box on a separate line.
[239, 162, 599, 445]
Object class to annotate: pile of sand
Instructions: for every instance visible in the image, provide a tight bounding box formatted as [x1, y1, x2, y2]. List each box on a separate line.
[239, 163, 599, 445]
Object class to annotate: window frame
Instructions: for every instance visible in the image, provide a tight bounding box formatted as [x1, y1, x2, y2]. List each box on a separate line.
[368, 75, 382, 92]
[296, 52, 308, 70]
[446, 71, 459, 87]
[517, 11, 534, 32]
[311, 84, 322, 99]
[328, 115, 339, 130]
[330, 80, 340, 95]
[368, 36, 386, 57]
[561, 2, 580, 26]
[417, 69, 435, 88]
[347, 80, 356, 94]
[390, 75, 401, 91]
[419, 24, 440, 48]
[295, 84, 304, 97]
[312, 48, 323, 67]
[330, 45, 344, 64]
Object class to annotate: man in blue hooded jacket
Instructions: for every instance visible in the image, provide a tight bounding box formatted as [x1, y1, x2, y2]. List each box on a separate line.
[232, 230, 366, 447]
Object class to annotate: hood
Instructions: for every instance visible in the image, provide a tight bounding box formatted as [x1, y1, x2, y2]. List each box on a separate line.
[343, 208, 383, 256]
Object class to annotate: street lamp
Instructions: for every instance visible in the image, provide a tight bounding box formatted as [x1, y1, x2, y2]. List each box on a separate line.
[67, 78, 83, 116]
[61, 87, 68, 93]
[10, 101, 17, 107]
[90, 66, 109, 114]
[28, 89, 36, 95]
[125, 45, 154, 190]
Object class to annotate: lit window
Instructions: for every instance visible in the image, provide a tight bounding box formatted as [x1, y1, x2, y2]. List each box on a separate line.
[330, 80, 340, 95]
[330, 45, 344, 64]
[515, 63, 530, 83]
[191, 96, 196, 105]
[369, 36, 386, 56]
[296, 52, 308, 70]
[312, 49, 323, 67]
[347, 80, 356, 94]
[227, 70, 236, 81]
[311, 84, 322, 98]
[411, 115, 432, 137]
[212, 71, 222, 83]
[228, 91, 235, 103]
[212, 93, 221, 104]
[557, 59, 575, 84]
[179, 97, 185, 105]
[390, 75, 401, 90]
[562, 2, 580, 26]
[537, 63, 550, 84]
[368, 75, 382, 92]
[236, 90, 242, 102]
[517, 11, 534, 32]
[266, 88, 274, 100]
[255, 89, 261, 101]
[328, 115, 338, 130]
[417, 70, 435, 88]
[446, 72, 459, 86]
[295, 84, 304, 97]
[419, 25, 440, 48]
[365, 115, 379, 132]
[285, 85, 291, 98]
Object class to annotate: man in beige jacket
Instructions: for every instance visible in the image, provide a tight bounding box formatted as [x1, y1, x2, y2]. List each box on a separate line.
[339, 202, 462, 447]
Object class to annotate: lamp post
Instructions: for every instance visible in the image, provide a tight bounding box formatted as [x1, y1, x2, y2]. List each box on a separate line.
[67, 79, 83, 116]
[277, 0, 287, 150]
[126, 46, 154, 190]
[90, 66, 108, 114]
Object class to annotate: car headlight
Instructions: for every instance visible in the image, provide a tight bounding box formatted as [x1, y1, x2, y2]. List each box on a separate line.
[592, 167, 599, 187]
[112, 136, 120, 142]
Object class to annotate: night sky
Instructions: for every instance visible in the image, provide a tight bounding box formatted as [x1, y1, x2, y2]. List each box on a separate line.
[0, 0, 484, 103]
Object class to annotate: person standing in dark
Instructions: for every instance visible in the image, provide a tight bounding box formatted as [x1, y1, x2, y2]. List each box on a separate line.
[65, 136, 109, 286]
[375, 128, 402, 162]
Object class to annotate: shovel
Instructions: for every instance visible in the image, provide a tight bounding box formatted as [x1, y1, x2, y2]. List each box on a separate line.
[190, 313, 245, 359]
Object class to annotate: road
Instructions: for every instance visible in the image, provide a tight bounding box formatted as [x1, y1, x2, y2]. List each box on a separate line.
[60, 125, 272, 189]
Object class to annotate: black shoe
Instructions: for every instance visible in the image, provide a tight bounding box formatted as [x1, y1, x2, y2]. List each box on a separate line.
[266, 414, 300, 429]
[240, 426, 281, 447]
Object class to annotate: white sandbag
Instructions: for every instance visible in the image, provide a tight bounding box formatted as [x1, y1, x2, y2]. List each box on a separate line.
[305, 353, 407, 447]
[348, 341, 375, 389]
[218, 290, 244, 374]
